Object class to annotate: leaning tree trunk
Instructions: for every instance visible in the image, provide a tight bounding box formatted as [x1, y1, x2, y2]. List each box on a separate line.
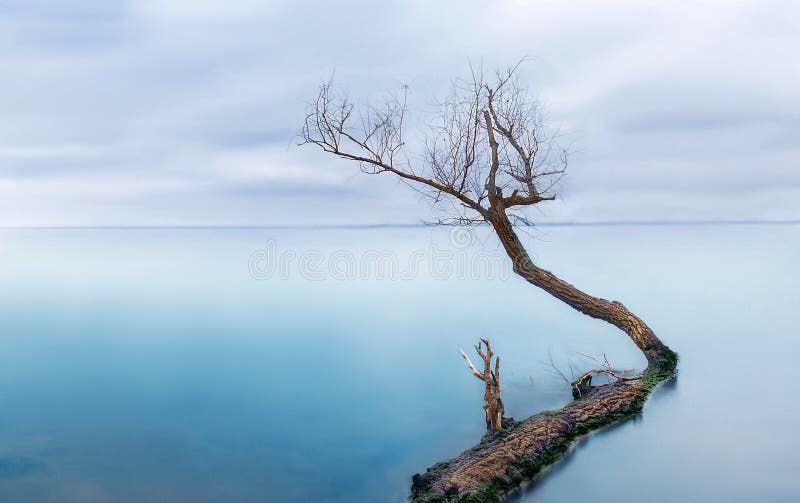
[410, 213, 677, 502]
[489, 212, 670, 363]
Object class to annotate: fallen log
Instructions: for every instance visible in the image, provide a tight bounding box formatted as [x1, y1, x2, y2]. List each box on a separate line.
[411, 350, 677, 502]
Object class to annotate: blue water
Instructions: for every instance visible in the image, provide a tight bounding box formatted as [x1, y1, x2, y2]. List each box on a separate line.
[0, 225, 797, 502]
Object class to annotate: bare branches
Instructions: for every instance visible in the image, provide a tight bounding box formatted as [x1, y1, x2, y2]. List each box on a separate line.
[545, 351, 643, 399]
[483, 66, 568, 209]
[572, 352, 643, 389]
[300, 78, 487, 216]
[301, 77, 405, 165]
[299, 61, 567, 226]
[425, 72, 484, 200]
[428, 215, 488, 226]
[544, 350, 572, 386]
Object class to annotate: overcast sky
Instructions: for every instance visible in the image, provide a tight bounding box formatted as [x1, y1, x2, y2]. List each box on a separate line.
[1, 0, 798, 226]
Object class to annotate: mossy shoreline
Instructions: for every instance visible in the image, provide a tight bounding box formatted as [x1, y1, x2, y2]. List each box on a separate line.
[410, 351, 678, 503]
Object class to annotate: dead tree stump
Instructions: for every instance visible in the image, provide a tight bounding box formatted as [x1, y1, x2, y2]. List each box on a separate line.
[461, 338, 505, 430]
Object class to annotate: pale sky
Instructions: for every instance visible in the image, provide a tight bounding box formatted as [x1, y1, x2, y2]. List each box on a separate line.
[1, 0, 798, 226]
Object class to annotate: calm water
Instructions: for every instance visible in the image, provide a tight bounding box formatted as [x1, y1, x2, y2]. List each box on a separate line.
[0, 225, 797, 502]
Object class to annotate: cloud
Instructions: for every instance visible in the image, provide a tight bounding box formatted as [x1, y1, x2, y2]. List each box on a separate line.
[0, 0, 797, 225]
[133, 0, 284, 20]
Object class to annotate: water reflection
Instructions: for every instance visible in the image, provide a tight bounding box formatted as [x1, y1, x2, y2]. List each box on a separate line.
[510, 375, 679, 501]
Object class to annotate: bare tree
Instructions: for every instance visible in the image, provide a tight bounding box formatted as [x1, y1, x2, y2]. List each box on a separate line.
[300, 62, 566, 227]
[301, 61, 669, 363]
[461, 338, 504, 430]
[300, 61, 676, 501]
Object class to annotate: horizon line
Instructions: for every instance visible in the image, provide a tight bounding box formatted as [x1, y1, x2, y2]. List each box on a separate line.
[1, 219, 799, 230]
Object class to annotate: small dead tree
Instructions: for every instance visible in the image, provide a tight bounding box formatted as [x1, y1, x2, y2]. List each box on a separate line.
[460, 338, 504, 430]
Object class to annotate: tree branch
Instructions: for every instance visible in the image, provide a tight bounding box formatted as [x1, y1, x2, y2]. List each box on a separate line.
[482, 110, 501, 207]
[300, 62, 567, 227]
[461, 349, 485, 381]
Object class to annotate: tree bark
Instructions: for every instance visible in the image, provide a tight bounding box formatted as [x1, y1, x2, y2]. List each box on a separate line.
[484, 380, 504, 432]
[480, 345, 504, 431]
[462, 339, 506, 430]
[410, 212, 677, 502]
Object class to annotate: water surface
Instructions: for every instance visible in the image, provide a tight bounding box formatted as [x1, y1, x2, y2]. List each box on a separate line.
[0, 225, 797, 502]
